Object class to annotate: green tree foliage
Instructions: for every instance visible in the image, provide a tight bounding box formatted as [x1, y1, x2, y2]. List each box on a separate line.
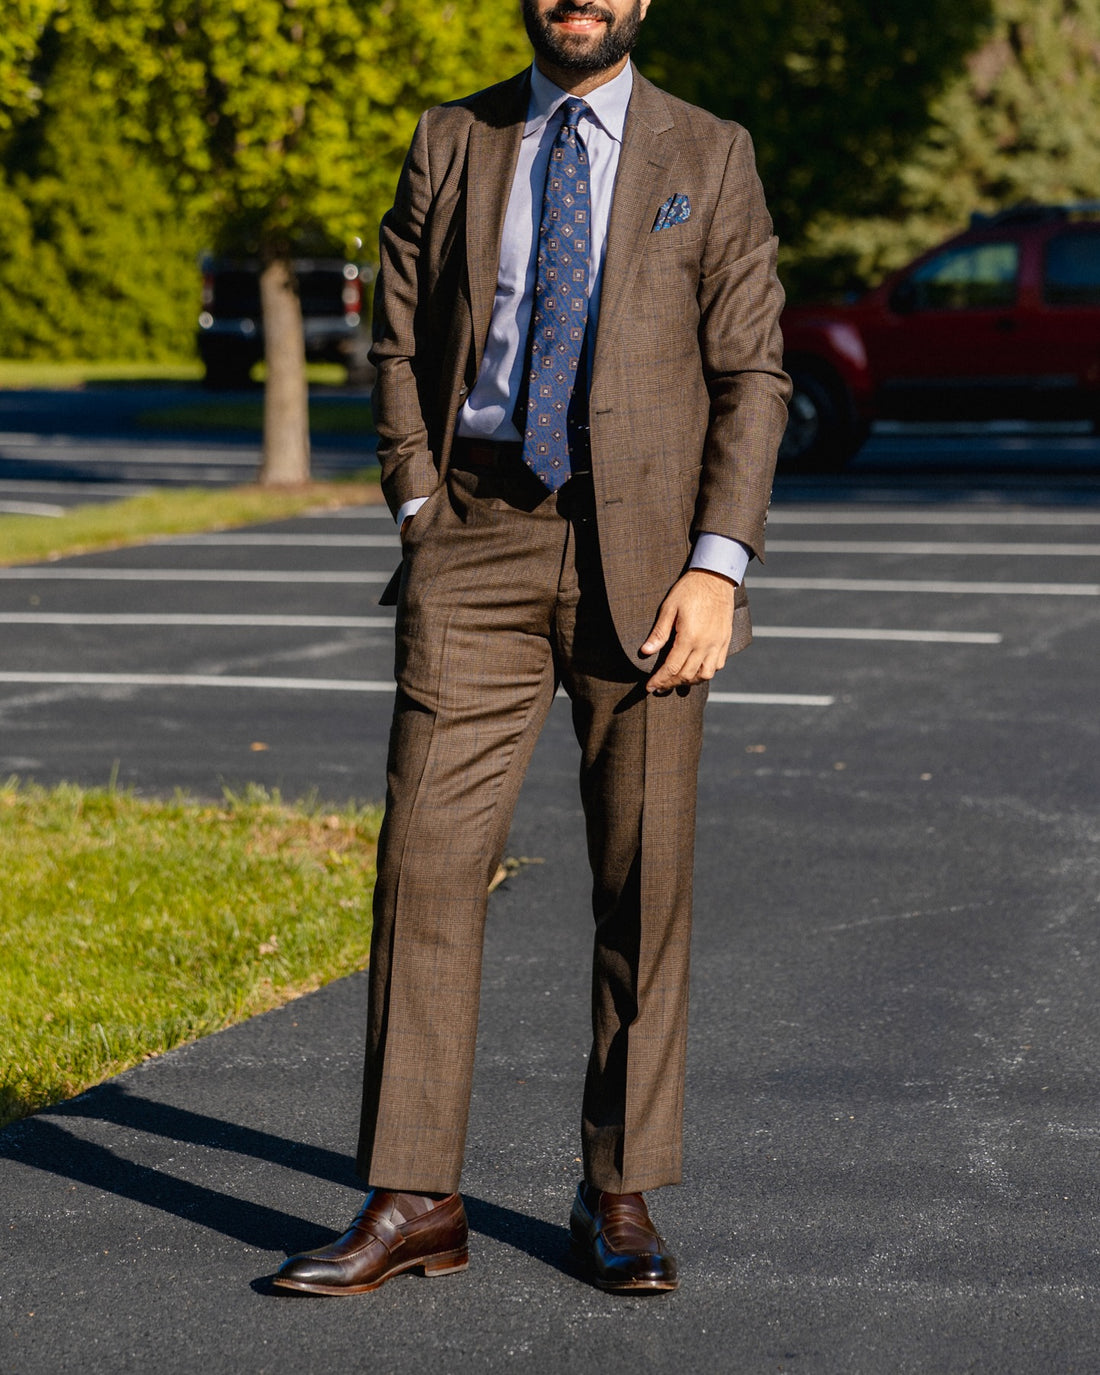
[0, 0, 59, 130]
[81, 0, 529, 257]
[0, 44, 202, 361]
[636, 0, 994, 253]
[78, 0, 530, 481]
[797, 0, 1100, 293]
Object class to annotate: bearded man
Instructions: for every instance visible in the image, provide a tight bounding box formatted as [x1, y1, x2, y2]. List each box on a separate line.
[276, 0, 788, 1296]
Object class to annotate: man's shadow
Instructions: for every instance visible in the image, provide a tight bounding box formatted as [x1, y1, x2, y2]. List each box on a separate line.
[1, 1082, 572, 1281]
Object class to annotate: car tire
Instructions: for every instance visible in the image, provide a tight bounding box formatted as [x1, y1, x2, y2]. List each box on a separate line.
[779, 365, 864, 472]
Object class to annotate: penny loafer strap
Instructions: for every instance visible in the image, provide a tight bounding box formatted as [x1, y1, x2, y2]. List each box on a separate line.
[356, 1206, 403, 1256]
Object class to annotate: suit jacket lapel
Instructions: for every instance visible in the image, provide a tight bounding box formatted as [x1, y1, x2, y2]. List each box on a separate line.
[465, 73, 529, 378]
[594, 71, 674, 375]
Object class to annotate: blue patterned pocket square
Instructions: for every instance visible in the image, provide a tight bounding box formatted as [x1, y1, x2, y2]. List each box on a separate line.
[653, 193, 691, 231]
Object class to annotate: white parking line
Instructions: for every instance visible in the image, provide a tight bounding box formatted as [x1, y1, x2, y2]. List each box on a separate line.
[768, 539, 1100, 556]
[0, 435, 260, 464]
[0, 614, 1003, 643]
[0, 568, 390, 583]
[0, 672, 396, 691]
[753, 627, 1002, 644]
[0, 479, 149, 497]
[173, 534, 399, 547]
[770, 510, 1100, 527]
[752, 577, 1100, 596]
[0, 613, 395, 627]
[0, 672, 834, 705]
[306, 506, 391, 518]
[707, 691, 835, 706]
[0, 501, 65, 517]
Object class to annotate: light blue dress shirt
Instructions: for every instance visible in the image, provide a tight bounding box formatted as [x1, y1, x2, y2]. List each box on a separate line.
[398, 62, 750, 587]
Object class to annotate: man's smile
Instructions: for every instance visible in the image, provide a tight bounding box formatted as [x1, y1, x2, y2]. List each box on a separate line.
[545, 4, 613, 37]
[524, 0, 645, 82]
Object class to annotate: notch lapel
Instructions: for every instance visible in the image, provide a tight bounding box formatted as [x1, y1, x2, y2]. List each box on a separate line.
[593, 73, 674, 377]
[465, 75, 528, 378]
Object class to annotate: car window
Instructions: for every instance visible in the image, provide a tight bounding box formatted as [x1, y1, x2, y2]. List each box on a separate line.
[898, 242, 1020, 312]
[1044, 232, 1100, 306]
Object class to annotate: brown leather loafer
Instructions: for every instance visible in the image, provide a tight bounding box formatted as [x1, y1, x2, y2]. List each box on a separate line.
[273, 1189, 468, 1295]
[569, 1183, 679, 1294]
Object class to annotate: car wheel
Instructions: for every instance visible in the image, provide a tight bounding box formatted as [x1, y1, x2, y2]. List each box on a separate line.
[779, 366, 862, 472]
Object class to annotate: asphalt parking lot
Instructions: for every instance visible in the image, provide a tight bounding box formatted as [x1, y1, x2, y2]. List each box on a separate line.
[1, 447, 1099, 1372]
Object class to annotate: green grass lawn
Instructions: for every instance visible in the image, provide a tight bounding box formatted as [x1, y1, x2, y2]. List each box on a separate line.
[0, 360, 352, 389]
[0, 480, 383, 568]
[0, 782, 382, 1127]
[0, 360, 205, 388]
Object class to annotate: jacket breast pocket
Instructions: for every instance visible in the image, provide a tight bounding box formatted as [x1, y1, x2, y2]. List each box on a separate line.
[648, 226, 703, 253]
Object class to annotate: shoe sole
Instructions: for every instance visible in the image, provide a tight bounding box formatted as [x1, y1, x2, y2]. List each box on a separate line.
[271, 1247, 469, 1296]
[587, 1273, 679, 1294]
[568, 1236, 679, 1294]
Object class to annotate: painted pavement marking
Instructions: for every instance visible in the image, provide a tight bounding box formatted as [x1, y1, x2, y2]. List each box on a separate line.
[0, 672, 835, 706]
[751, 577, 1099, 596]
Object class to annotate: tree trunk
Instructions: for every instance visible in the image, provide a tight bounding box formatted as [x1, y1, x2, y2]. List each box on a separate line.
[258, 256, 311, 485]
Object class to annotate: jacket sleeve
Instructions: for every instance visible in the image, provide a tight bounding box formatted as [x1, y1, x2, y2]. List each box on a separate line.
[369, 111, 441, 518]
[694, 125, 790, 563]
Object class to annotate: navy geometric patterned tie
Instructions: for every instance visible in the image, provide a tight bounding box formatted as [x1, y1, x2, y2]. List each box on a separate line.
[519, 98, 591, 492]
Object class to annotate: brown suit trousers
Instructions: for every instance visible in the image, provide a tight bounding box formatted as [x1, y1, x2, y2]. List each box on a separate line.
[357, 464, 706, 1194]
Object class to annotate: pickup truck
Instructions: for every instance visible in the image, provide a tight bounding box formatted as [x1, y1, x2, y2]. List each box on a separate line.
[780, 204, 1100, 468]
[197, 256, 374, 388]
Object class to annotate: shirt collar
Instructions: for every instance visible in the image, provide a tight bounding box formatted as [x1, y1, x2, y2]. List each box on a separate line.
[524, 60, 633, 143]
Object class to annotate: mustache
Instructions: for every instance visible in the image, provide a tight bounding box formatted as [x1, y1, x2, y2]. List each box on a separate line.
[545, 3, 613, 21]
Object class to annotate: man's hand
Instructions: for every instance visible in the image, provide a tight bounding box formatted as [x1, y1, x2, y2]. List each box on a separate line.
[640, 569, 737, 695]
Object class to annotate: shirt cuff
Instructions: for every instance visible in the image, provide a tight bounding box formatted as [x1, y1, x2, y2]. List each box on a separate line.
[396, 496, 429, 529]
[689, 534, 751, 586]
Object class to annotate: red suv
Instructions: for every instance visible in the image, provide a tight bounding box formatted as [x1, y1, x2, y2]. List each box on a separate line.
[779, 204, 1100, 468]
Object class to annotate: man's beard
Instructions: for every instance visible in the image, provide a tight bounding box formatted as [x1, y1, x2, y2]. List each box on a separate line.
[522, 1, 644, 74]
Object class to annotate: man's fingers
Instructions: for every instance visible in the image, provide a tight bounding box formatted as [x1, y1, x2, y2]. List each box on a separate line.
[647, 640, 701, 693]
[647, 656, 686, 694]
[643, 569, 736, 691]
[646, 635, 729, 694]
[640, 608, 676, 658]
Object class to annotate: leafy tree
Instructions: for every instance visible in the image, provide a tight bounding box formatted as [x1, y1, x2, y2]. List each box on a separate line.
[637, 0, 993, 248]
[82, 0, 530, 483]
[795, 0, 1100, 294]
[1, 0, 58, 130]
[0, 43, 203, 361]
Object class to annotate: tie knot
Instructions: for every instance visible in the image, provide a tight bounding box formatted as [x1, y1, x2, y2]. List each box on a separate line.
[559, 98, 589, 134]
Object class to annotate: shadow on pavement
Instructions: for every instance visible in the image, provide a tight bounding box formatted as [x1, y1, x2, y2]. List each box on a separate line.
[1, 1081, 571, 1272]
[2, 1115, 335, 1253]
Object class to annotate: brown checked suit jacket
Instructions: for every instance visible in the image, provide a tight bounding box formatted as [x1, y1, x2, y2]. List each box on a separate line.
[370, 65, 790, 661]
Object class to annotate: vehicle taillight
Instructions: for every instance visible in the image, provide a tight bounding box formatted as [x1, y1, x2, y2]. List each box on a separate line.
[201, 272, 215, 309]
[342, 279, 361, 316]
